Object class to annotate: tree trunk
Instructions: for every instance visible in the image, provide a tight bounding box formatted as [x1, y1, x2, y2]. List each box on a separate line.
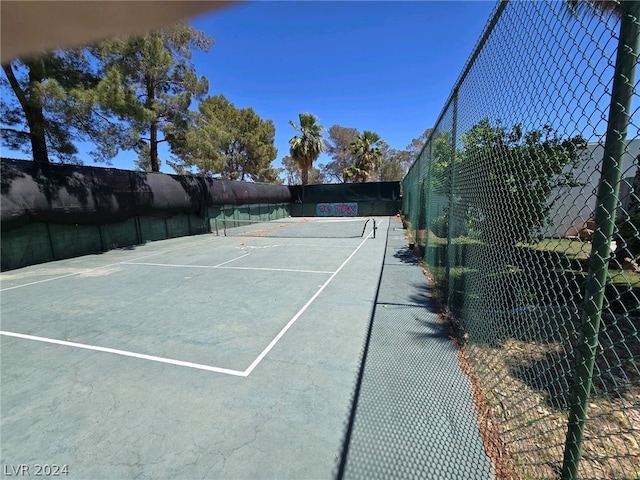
[146, 77, 160, 172]
[27, 107, 49, 166]
[2, 61, 49, 165]
[27, 59, 49, 166]
[301, 159, 309, 185]
[150, 119, 159, 172]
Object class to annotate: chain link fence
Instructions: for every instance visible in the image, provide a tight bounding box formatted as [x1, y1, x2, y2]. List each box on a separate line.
[402, 1, 639, 478]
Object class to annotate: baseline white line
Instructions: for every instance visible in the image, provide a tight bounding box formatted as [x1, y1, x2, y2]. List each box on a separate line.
[121, 251, 250, 269]
[273, 243, 355, 249]
[0, 235, 224, 292]
[0, 272, 82, 292]
[242, 222, 382, 377]
[1, 221, 387, 377]
[213, 253, 250, 267]
[123, 262, 215, 268]
[0, 331, 247, 377]
[216, 266, 333, 274]
[122, 262, 332, 274]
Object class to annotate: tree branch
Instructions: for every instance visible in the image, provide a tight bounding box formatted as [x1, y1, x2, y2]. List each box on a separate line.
[2, 63, 30, 113]
[0, 127, 28, 135]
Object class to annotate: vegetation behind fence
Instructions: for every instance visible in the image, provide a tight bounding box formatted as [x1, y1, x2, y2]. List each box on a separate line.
[402, 1, 639, 478]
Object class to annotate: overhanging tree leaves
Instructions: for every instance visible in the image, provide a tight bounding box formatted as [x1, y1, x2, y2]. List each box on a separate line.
[1, 51, 100, 165]
[323, 125, 358, 183]
[377, 142, 410, 182]
[92, 24, 213, 172]
[458, 118, 587, 244]
[406, 127, 434, 161]
[281, 155, 323, 185]
[170, 94, 280, 182]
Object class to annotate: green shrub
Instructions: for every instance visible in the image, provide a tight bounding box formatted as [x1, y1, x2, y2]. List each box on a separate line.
[431, 214, 448, 238]
[616, 213, 640, 258]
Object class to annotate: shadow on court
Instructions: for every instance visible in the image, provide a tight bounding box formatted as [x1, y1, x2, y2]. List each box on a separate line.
[1, 221, 384, 479]
[336, 223, 494, 479]
[1, 218, 493, 479]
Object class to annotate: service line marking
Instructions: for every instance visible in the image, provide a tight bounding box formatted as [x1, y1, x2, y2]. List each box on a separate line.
[1, 219, 385, 377]
[122, 262, 332, 274]
[0, 235, 224, 292]
[243, 221, 381, 376]
[121, 250, 250, 270]
[213, 253, 251, 267]
[217, 266, 333, 274]
[0, 330, 247, 377]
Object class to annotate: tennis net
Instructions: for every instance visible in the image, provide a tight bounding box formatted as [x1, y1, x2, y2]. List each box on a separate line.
[214, 217, 376, 238]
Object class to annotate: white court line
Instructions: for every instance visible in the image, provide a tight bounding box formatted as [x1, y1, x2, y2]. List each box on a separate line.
[122, 251, 250, 270]
[122, 262, 331, 274]
[213, 253, 250, 267]
[271, 243, 355, 249]
[242, 219, 384, 377]
[0, 271, 82, 292]
[1, 220, 385, 377]
[0, 235, 223, 292]
[216, 266, 333, 274]
[123, 262, 219, 268]
[0, 331, 247, 377]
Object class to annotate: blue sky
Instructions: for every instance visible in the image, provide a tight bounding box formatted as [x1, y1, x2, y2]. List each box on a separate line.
[187, 0, 497, 175]
[4, 1, 499, 174]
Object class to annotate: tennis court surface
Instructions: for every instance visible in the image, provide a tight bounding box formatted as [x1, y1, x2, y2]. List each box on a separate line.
[1, 216, 492, 479]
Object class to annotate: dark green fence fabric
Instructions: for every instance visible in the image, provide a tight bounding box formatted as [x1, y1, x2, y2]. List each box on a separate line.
[1, 204, 291, 271]
[0, 160, 294, 270]
[0, 159, 292, 231]
[289, 182, 400, 204]
[402, 2, 639, 479]
[288, 182, 401, 218]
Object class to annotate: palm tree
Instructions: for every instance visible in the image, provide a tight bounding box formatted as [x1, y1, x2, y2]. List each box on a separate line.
[346, 130, 383, 182]
[289, 113, 324, 185]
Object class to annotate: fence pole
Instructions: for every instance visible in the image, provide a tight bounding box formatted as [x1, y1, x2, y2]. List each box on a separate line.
[423, 137, 434, 262]
[446, 93, 459, 306]
[561, 3, 640, 479]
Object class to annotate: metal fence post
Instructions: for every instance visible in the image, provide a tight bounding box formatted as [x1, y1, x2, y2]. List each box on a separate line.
[423, 137, 434, 262]
[446, 92, 459, 307]
[560, 3, 640, 479]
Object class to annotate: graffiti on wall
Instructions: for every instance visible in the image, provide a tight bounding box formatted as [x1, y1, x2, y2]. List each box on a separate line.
[316, 203, 358, 217]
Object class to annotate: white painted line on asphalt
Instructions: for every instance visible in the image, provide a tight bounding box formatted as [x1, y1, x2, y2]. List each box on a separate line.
[0, 330, 248, 377]
[122, 262, 332, 274]
[123, 262, 218, 268]
[121, 250, 250, 269]
[0, 272, 83, 292]
[242, 220, 385, 377]
[1, 219, 387, 377]
[213, 252, 251, 267]
[216, 266, 333, 274]
[0, 235, 223, 292]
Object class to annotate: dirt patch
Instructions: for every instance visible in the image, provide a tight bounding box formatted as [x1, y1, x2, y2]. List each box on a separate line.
[78, 266, 121, 277]
[466, 340, 640, 479]
[403, 228, 640, 479]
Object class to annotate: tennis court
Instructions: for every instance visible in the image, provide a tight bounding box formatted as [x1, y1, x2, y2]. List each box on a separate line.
[1, 217, 385, 479]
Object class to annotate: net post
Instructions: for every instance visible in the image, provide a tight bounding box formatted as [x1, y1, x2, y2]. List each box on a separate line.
[373, 219, 377, 239]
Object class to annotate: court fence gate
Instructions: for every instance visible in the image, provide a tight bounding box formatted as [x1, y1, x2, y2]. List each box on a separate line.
[401, 1, 640, 478]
